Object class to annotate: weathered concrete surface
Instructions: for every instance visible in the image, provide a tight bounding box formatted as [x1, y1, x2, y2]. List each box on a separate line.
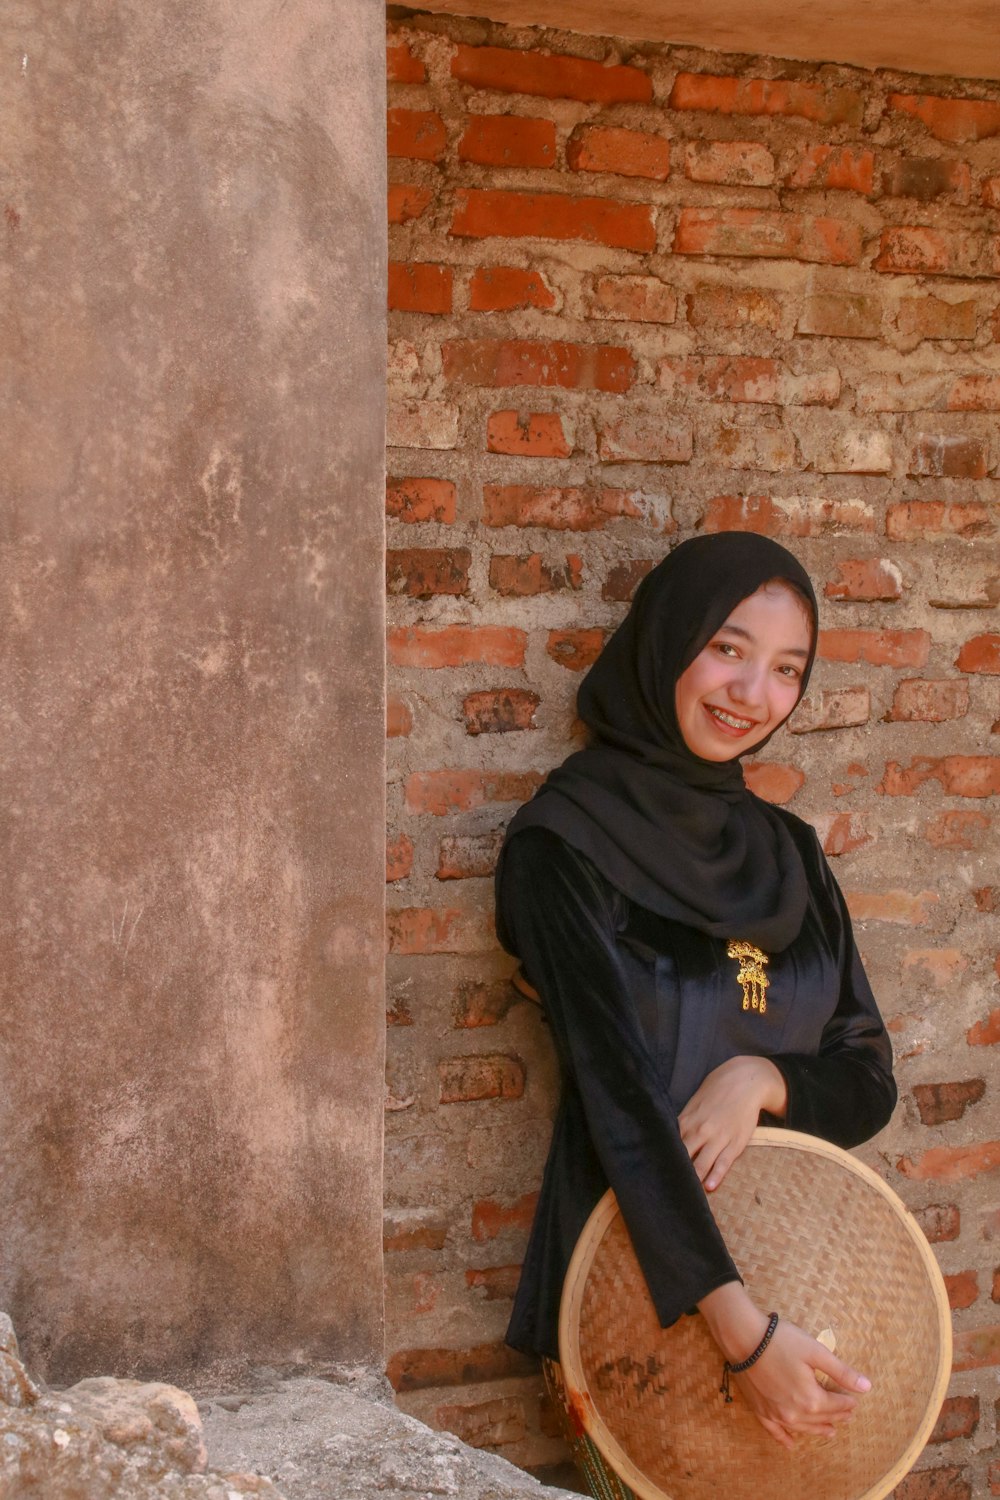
[0, 0, 387, 1380]
[199, 1377, 581, 1500]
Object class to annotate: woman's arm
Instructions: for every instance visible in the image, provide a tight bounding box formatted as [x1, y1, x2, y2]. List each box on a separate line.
[499, 827, 742, 1328]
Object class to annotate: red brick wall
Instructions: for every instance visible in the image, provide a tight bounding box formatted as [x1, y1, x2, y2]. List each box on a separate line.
[385, 12, 1000, 1491]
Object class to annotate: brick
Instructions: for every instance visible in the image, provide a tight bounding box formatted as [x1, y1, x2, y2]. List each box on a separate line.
[387, 399, 460, 450]
[898, 1143, 1000, 1181]
[824, 558, 903, 601]
[985, 176, 1000, 207]
[436, 1395, 527, 1448]
[489, 554, 582, 595]
[387, 696, 413, 738]
[683, 140, 774, 186]
[383, 1208, 448, 1253]
[976, 887, 998, 913]
[472, 1191, 539, 1242]
[387, 1340, 535, 1393]
[388, 183, 433, 225]
[929, 1395, 979, 1443]
[444, 338, 635, 393]
[968, 1008, 1000, 1046]
[465, 1265, 522, 1301]
[597, 410, 693, 463]
[387, 41, 426, 84]
[875, 227, 982, 277]
[813, 811, 872, 856]
[703, 494, 875, 537]
[388, 262, 453, 315]
[882, 157, 972, 203]
[902, 948, 968, 989]
[451, 44, 652, 104]
[386, 547, 470, 598]
[797, 294, 883, 339]
[897, 298, 978, 342]
[953, 1325, 1000, 1370]
[957, 634, 1000, 674]
[546, 628, 606, 670]
[603, 558, 654, 602]
[889, 679, 969, 722]
[463, 687, 540, 733]
[925, 809, 989, 847]
[686, 285, 782, 331]
[788, 686, 869, 733]
[588, 275, 677, 324]
[944, 1271, 980, 1310]
[439, 1053, 525, 1103]
[458, 114, 556, 168]
[914, 1203, 960, 1243]
[674, 207, 862, 265]
[886, 501, 994, 540]
[947, 374, 1000, 410]
[387, 108, 446, 162]
[659, 355, 779, 403]
[386, 476, 457, 525]
[659, 357, 838, 406]
[818, 629, 929, 667]
[797, 421, 893, 474]
[893, 1465, 971, 1500]
[854, 371, 949, 413]
[386, 833, 414, 883]
[437, 829, 505, 880]
[386, 990, 413, 1027]
[846, 889, 938, 925]
[670, 72, 863, 127]
[785, 145, 875, 194]
[405, 769, 543, 815]
[470, 268, 556, 312]
[703, 419, 797, 472]
[451, 189, 655, 252]
[454, 979, 518, 1029]
[386, 907, 495, 955]
[890, 92, 1000, 143]
[567, 125, 670, 180]
[388, 625, 526, 669]
[742, 762, 804, 804]
[913, 1079, 986, 1125]
[486, 410, 569, 455]
[879, 755, 1000, 798]
[484, 484, 640, 531]
[909, 435, 989, 479]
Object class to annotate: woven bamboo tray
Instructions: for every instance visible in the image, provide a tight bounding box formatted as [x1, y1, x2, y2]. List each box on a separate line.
[559, 1128, 951, 1500]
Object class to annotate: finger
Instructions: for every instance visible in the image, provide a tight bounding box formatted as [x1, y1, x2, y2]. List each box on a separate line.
[758, 1417, 795, 1451]
[815, 1349, 871, 1395]
[705, 1145, 737, 1192]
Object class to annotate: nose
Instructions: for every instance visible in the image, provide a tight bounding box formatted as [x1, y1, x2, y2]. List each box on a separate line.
[728, 659, 767, 710]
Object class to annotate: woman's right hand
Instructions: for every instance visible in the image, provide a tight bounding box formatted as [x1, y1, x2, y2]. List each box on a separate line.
[697, 1283, 871, 1448]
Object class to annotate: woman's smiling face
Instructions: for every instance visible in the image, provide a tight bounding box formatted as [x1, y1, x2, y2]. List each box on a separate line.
[674, 581, 813, 762]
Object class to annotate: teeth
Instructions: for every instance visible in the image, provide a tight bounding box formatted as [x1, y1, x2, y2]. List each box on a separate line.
[710, 707, 754, 731]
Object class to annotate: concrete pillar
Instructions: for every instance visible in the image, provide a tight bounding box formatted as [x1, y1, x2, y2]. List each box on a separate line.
[0, 0, 386, 1380]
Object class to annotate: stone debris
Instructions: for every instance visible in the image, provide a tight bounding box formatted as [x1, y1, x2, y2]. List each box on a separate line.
[0, 1313, 577, 1500]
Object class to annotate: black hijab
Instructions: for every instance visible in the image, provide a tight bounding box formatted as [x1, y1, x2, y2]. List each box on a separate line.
[498, 532, 819, 953]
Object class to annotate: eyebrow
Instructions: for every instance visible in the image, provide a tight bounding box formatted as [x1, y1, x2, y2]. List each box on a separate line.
[716, 621, 811, 658]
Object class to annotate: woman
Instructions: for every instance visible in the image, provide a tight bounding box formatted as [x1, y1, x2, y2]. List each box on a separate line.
[495, 532, 896, 1452]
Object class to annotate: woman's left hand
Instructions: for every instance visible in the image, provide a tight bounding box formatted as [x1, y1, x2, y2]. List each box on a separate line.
[679, 1056, 788, 1191]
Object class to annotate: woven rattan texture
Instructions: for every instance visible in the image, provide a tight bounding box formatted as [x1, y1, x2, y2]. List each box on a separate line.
[565, 1135, 947, 1500]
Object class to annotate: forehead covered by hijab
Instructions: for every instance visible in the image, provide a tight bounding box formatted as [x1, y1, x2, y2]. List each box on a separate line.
[577, 532, 818, 760]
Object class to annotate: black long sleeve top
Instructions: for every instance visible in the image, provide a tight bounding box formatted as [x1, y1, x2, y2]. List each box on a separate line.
[497, 817, 897, 1361]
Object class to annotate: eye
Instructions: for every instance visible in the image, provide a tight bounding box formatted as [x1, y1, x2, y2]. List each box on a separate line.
[714, 641, 739, 657]
[777, 663, 801, 679]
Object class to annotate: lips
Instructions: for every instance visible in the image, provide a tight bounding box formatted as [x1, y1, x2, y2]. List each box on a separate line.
[706, 704, 759, 734]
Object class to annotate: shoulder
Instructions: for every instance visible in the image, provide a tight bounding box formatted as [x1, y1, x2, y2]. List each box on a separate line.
[498, 827, 624, 926]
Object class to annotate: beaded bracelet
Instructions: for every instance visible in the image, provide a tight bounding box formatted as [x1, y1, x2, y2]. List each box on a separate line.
[720, 1312, 779, 1403]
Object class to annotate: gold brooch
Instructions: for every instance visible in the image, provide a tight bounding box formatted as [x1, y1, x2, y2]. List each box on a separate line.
[726, 940, 770, 1014]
